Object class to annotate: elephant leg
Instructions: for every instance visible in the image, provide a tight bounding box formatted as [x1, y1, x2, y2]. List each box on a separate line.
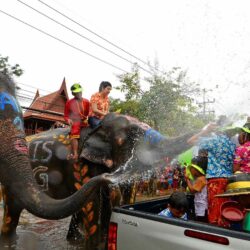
[129, 182, 137, 203]
[81, 186, 112, 250]
[69, 161, 112, 249]
[67, 188, 113, 247]
[67, 161, 92, 242]
[110, 186, 121, 207]
[67, 199, 103, 248]
[99, 185, 112, 250]
[66, 212, 85, 241]
[1, 186, 23, 237]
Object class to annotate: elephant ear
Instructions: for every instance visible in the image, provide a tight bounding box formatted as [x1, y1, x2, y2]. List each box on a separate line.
[79, 128, 112, 165]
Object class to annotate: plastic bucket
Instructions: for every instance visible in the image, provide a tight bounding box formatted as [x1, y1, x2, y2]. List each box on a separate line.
[243, 210, 250, 232]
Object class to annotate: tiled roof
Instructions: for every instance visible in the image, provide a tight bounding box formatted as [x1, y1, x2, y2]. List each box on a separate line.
[23, 78, 69, 121]
[24, 113, 65, 122]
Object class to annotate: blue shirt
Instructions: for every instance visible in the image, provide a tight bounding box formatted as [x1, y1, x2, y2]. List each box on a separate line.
[199, 134, 236, 178]
[158, 208, 187, 220]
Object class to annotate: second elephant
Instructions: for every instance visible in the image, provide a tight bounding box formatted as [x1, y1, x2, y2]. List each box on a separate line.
[2, 112, 196, 247]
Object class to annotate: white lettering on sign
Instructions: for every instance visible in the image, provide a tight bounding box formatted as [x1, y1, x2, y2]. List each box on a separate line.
[31, 140, 54, 163]
[33, 166, 49, 191]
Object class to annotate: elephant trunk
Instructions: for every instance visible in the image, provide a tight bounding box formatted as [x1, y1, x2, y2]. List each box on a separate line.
[9, 174, 109, 220]
[161, 130, 198, 157]
[143, 128, 198, 158]
[0, 128, 110, 220]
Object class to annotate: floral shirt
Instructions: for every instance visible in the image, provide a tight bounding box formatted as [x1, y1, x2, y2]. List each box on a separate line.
[198, 134, 236, 179]
[234, 141, 250, 173]
[158, 208, 187, 220]
[88, 92, 109, 119]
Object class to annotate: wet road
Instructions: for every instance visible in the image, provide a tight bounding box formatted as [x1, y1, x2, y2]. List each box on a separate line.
[0, 208, 87, 250]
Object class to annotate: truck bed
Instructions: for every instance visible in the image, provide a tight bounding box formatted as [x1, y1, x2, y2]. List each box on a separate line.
[109, 195, 250, 250]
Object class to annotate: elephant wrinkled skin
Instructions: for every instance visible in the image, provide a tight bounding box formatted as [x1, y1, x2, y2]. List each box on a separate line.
[0, 73, 196, 249]
[0, 73, 111, 247]
[21, 112, 196, 244]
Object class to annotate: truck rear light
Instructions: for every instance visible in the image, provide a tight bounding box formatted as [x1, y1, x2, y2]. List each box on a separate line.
[184, 229, 229, 245]
[108, 222, 118, 250]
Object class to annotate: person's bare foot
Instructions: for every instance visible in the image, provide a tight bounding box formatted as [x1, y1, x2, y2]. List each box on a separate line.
[104, 159, 113, 168]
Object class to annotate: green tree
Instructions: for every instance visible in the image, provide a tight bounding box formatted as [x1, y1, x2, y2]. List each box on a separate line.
[0, 55, 23, 77]
[109, 97, 141, 118]
[140, 68, 204, 135]
[115, 63, 141, 100]
[111, 63, 142, 118]
[113, 63, 205, 136]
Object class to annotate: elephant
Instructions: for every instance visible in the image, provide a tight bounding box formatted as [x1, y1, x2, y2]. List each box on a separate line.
[0, 73, 198, 249]
[1, 110, 196, 245]
[0, 72, 111, 248]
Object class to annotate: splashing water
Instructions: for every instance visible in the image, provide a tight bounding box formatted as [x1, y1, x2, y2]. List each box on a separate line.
[108, 114, 250, 190]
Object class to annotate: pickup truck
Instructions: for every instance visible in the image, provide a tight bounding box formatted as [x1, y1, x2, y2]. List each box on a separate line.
[108, 195, 250, 250]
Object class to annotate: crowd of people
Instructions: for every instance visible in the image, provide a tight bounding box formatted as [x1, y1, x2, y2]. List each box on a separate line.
[135, 164, 187, 197]
[157, 119, 250, 232]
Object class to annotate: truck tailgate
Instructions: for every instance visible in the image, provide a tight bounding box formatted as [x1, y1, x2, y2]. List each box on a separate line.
[110, 209, 250, 250]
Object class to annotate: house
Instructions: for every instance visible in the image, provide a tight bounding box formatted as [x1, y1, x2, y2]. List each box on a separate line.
[23, 78, 69, 135]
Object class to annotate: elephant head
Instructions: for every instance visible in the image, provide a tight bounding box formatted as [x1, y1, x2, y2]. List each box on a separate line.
[11, 94, 198, 245]
[0, 72, 111, 220]
[80, 112, 196, 174]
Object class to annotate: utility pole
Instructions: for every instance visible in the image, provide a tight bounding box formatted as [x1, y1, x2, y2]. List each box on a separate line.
[197, 88, 215, 120]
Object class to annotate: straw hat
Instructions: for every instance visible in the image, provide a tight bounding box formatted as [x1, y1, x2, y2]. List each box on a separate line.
[216, 173, 250, 197]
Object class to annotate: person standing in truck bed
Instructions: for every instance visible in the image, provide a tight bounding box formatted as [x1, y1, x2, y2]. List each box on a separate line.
[188, 124, 239, 227]
[186, 156, 208, 222]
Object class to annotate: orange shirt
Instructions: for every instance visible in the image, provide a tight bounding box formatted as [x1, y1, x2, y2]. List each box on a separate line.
[88, 92, 109, 119]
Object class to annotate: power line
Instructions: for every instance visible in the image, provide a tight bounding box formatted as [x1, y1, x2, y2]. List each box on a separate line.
[17, 94, 65, 109]
[17, 93, 35, 99]
[17, 82, 69, 99]
[17, 86, 68, 103]
[18, 87, 43, 96]
[17, 0, 152, 75]
[38, 0, 164, 74]
[17, 82, 60, 94]
[17, 82, 75, 101]
[17, 89, 67, 104]
[0, 9, 129, 73]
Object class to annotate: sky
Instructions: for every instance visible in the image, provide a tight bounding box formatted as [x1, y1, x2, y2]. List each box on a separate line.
[0, 0, 249, 117]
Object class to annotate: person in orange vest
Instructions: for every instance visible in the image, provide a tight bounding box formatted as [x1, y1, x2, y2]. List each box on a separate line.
[64, 83, 89, 161]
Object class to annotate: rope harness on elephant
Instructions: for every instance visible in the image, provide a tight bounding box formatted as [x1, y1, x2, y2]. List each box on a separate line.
[78, 123, 103, 153]
[98, 186, 103, 226]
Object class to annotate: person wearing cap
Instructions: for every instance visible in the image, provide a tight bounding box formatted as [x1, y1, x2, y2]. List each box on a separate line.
[88, 81, 112, 128]
[187, 123, 238, 226]
[185, 156, 208, 222]
[233, 123, 250, 174]
[64, 83, 89, 161]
